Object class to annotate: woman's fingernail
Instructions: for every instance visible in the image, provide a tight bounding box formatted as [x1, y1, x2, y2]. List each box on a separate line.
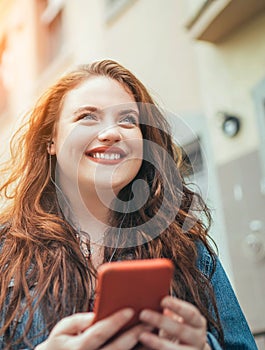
[140, 310, 150, 321]
[161, 297, 174, 308]
[161, 296, 169, 304]
[122, 308, 134, 318]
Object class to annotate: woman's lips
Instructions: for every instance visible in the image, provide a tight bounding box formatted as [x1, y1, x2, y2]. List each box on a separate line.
[85, 146, 127, 164]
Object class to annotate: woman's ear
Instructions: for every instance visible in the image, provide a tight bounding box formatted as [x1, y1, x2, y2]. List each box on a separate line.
[47, 140, 56, 155]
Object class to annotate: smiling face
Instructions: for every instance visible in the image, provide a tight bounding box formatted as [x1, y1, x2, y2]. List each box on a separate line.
[50, 76, 143, 203]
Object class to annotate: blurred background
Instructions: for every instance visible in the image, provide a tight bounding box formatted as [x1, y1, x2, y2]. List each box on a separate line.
[0, 0, 265, 347]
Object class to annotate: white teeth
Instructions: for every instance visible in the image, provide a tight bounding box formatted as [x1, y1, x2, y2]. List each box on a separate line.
[91, 153, 121, 160]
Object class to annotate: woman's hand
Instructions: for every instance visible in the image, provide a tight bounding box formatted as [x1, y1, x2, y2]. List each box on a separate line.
[35, 308, 152, 350]
[138, 296, 210, 349]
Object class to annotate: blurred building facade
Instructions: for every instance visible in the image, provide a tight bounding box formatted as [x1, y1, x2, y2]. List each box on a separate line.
[0, 0, 265, 346]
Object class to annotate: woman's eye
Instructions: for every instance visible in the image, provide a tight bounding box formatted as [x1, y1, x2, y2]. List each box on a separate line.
[119, 115, 138, 126]
[78, 113, 97, 121]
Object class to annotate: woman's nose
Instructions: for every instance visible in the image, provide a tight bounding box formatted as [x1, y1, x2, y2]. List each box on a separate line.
[97, 125, 122, 143]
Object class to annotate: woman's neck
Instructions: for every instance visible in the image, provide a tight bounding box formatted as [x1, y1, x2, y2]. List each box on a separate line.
[58, 184, 114, 240]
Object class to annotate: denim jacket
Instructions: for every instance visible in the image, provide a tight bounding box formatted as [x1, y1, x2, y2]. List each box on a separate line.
[0, 242, 258, 349]
[196, 244, 258, 349]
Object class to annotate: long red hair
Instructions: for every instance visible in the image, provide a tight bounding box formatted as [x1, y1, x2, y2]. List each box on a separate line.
[0, 60, 223, 348]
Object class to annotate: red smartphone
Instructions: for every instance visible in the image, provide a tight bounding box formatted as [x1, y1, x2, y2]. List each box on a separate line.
[93, 258, 174, 332]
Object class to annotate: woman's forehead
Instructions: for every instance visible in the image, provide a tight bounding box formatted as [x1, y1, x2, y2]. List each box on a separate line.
[61, 76, 137, 113]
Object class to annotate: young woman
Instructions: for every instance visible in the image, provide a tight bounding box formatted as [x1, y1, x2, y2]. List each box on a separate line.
[0, 60, 257, 349]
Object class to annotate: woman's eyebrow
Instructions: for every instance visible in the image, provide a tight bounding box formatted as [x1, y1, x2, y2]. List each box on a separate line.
[117, 108, 139, 116]
[72, 106, 139, 117]
[73, 105, 100, 115]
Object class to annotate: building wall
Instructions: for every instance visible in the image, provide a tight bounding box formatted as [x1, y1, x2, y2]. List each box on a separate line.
[104, 0, 202, 113]
[194, 11, 265, 165]
[0, 0, 38, 160]
[187, 8, 265, 335]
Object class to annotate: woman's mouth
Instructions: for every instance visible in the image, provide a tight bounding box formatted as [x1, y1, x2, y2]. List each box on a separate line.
[85, 147, 126, 164]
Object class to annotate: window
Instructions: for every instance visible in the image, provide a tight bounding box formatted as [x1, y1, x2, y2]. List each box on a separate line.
[181, 137, 204, 176]
[180, 136, 209, 200]
[105, 0, 136, 23]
